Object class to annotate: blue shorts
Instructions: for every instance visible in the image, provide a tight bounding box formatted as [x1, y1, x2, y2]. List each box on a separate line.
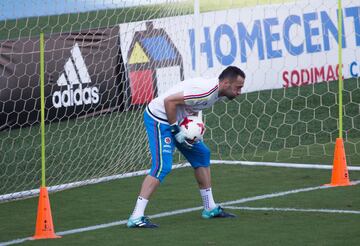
[144, 110, 210, 182]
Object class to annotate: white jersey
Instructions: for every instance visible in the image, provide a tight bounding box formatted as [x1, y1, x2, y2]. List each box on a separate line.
[147, 77, 224, 124]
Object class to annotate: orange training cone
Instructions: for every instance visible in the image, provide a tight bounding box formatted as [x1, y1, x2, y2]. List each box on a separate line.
[325, 138, 353, 187]
[32, 187, 61, 239]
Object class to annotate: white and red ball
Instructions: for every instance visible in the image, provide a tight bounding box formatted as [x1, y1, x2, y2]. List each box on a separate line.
[179, 116, 205, 143]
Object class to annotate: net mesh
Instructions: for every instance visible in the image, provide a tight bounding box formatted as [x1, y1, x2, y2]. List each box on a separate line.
[0, 0, 359, 201]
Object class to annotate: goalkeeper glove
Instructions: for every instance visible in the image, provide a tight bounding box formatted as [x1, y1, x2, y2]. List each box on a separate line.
[170, 123, 193, 149]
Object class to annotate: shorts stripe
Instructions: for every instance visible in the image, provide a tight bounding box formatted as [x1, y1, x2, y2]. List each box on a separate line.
[155, 123, 163, 178]
[151, 121, 160, 177]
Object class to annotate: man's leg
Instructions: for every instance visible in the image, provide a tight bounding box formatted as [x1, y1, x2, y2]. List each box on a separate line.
[194, 167, 217, 211]
[127, 111, 173, 228]
[194, 166, 236, 218]
[194, 166, 211, 189]
[139, 175, 160, 199]
[178, 141, 235, 219]
[129, 175, 160, 221]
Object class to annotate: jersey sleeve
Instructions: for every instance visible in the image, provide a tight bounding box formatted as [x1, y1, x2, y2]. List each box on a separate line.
[183, 83, 219, 106]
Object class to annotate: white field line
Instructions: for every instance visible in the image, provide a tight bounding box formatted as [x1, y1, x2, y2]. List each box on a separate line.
[1, 180, 360, 246]
[222, 206, 360, 214]
[1, 161, 359, 202]
[212, 160, 360, 171]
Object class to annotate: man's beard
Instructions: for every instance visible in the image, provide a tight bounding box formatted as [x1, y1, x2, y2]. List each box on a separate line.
[226, 95, 236, 100]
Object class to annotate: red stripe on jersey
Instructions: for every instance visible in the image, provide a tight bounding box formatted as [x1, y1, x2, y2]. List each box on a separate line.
[184, 85, 218, 100]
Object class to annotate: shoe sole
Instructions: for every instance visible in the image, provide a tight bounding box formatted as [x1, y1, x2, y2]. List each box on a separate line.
[202, 213, 236, 219]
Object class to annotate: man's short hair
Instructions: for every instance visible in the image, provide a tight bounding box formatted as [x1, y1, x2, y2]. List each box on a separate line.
[218, 66, 246, 81]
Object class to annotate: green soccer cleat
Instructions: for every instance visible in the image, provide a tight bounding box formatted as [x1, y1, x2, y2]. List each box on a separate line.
[127, 216, 158, 228]
[202, 206, 236, 219]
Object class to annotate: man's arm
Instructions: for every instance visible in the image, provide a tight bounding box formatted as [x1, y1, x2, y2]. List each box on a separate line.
[164, 92, 185, 124]
[164, 92, 193, 149]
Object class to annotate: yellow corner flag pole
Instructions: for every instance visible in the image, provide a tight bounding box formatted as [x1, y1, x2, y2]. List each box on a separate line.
[32, 32, 61, 240]
[338, 0, 343, 139]
[325, 0, 352, 187]
[40, 32, 46, 188]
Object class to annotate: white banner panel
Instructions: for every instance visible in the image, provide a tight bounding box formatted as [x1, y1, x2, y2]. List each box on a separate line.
[120, 0, 360, 95]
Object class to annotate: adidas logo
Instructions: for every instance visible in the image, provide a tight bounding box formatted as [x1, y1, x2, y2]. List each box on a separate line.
[52, 43, 99, 108]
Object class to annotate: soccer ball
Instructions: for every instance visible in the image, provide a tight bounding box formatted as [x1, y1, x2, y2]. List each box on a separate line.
[179, 116, 205, 143]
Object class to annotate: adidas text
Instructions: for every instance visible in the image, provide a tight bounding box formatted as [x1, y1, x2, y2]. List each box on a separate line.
[52, 43, 100, 109]
[52, 84, 99, 108]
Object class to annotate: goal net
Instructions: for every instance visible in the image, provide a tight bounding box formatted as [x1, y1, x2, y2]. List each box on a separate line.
[0, 0, 359, 201]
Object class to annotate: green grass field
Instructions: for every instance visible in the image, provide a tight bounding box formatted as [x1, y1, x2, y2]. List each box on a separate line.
[0, 165, 359, 245]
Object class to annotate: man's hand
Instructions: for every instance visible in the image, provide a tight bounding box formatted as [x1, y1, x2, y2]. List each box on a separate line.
[170, 124, 193, 149]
